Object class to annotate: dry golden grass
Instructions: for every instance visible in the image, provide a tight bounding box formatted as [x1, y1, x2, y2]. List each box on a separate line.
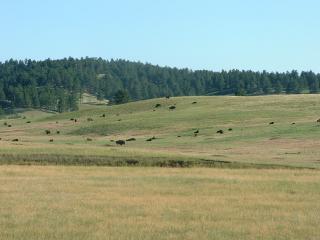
[0, 166, 319, 240]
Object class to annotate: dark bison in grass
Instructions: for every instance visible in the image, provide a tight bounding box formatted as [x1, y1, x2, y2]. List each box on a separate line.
[126, 138, 136, 142]
[217, 130, 224, 134]
[116, 140, 126, 146]
[169, 106, 176, 110]
[146, 136, 156, 142]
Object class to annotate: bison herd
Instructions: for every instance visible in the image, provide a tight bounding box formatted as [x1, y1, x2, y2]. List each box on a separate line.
[3, 99, 320, 146]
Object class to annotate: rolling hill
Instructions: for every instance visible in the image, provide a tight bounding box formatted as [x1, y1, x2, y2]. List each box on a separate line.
[1, 94, 320, 169]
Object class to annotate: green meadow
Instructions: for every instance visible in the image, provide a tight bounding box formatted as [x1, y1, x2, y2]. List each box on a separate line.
[1, 94, 320, 168]
[1, 95, 320, 239]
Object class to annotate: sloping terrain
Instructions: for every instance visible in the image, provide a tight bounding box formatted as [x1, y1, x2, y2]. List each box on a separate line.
[1, 94, 320, 168]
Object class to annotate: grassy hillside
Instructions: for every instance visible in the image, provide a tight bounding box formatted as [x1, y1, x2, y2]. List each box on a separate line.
[1, 94, 320, 168]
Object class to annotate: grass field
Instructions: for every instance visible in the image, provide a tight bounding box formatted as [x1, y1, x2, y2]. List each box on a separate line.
[1, 95, 320, 239]
[1, 94, 320, 168]
[0, 166, 319, 240]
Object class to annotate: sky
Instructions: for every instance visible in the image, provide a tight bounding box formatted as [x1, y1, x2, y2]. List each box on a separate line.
[1, 0, 320, 72]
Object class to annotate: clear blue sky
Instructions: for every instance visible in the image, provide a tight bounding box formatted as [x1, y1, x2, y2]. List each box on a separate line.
[1, 0, 319, 72]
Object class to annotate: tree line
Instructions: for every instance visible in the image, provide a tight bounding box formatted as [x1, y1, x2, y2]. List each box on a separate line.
[0, 57, 319, 112]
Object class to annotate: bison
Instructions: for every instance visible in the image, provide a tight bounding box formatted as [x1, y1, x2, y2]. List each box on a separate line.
[155, 103, 161, 108]
[87, 118, 94, 122]
[169, 106, 176, 110]
[45, 130, 51, 135]
[269, 122, 275, 125]
[126, 138, 136, 142]
[12, 139, 19, 142]
[116, 140, 126, 146]
[217, 130, 224, 134]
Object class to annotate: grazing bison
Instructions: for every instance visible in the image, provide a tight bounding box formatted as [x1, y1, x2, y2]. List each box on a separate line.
[8, 125, 12, 128]
[45, 130, 51, 135]
[56, 130, 60, 134]
[86, 138, 93, 141]
[26, 121, 31, 124]
[192, 101, 197, 104]
[217, 130, 224, 134]
[70, 118, 74, 121]
[116, 140, 126, 146]
[317, 119, 320, 123]
[3, 122, 7, 126]
[169, 106, 176, 110]
[194, 130, 199, 134]
[177, 135, 181, 138]
[165, 96, 170, 99]
[87, 118, 94, 122]
[126, 138, 136, 142]
[101, 114, 106, 118]
[269, 122, 275, 125]
[49, 139, 54, 142]
[155, 103, 161, 108]
[228, 128, 233, 131]
[12, 139, 19, 142]
[292, 123, 296, 125]
[146, 136, 156, 142]
[74, 119, 78, 123]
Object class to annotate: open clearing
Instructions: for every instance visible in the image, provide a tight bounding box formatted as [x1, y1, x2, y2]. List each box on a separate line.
[0, 166, 319, 240]
[1, 95, 320, 168]
[1, 95, 320, 239]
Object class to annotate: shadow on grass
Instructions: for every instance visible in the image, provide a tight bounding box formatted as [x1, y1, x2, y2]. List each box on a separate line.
[0, 153, 315, 170]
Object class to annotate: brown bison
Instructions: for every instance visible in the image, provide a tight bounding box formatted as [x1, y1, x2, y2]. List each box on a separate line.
[116, 140, 126, 146]
[126, 138, 136, 142]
